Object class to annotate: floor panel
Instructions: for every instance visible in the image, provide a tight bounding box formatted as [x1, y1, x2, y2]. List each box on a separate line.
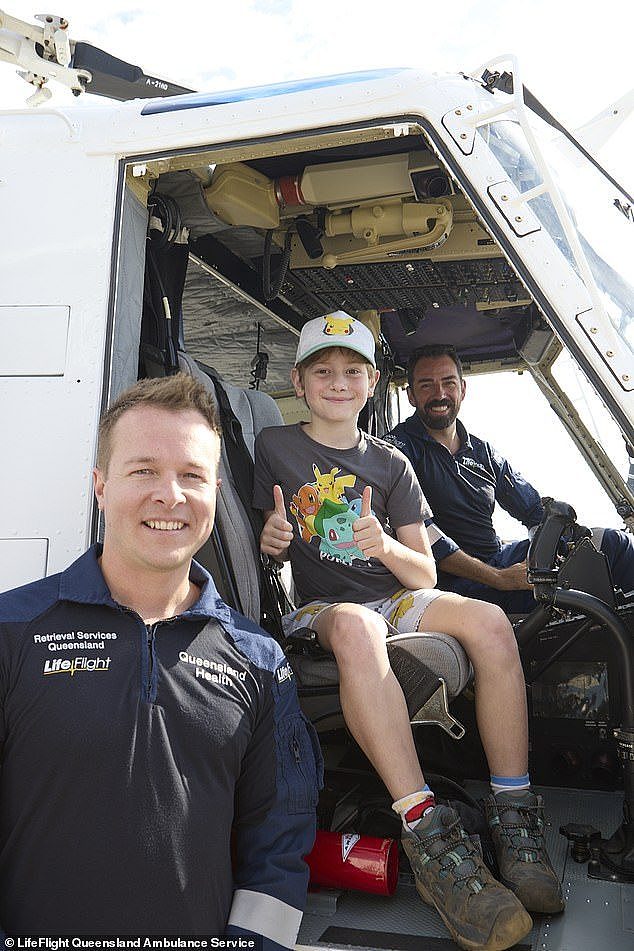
[297, 784, 632, 951]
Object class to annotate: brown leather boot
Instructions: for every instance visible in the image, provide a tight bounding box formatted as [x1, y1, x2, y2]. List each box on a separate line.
[485, 791, 565, 914]
[402, 804, 533, 951]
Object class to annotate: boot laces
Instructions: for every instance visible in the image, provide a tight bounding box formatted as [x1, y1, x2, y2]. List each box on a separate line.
[495, 800, 545, 863]
[420, 812, 492, 893]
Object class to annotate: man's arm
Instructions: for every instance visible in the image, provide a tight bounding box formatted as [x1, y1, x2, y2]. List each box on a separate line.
[439, 550, 532, 590]
[228, 658, 321, 951]
[426, 515, 532, 590]
[389, 427, 538, 590]
[491, 446, 544, 531]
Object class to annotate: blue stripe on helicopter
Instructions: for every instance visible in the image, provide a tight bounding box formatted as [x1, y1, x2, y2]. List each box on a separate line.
[141, 68, 404, 115]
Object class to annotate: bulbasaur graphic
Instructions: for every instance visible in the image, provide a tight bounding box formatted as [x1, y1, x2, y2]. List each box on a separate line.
[314, 499, 366, 565]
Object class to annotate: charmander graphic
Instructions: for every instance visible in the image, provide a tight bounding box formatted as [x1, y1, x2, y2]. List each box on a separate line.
[289, 464, 373, 566]
[291, 483, 320, 541]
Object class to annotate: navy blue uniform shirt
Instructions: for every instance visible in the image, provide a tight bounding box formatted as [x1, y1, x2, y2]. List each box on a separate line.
[385, 414, 544, 561]
[0, 546, 322, 946]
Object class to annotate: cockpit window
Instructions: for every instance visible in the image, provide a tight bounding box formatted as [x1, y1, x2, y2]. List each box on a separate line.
[551, 349, 630, 481]
[479, 117, 634, 359]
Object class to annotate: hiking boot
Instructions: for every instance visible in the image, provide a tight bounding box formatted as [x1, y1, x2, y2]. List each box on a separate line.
[402, 804, 533, 951]
[485, 791, 565, 914]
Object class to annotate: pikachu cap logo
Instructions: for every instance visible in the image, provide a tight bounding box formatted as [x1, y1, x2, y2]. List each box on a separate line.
[295, 311, 376, 367]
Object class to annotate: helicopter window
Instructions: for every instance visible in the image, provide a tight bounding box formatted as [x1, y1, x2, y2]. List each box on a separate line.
[481, 119, 634, 359]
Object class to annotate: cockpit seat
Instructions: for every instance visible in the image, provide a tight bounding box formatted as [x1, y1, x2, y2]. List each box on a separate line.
[287, 627, 471, 739]
[178, 350, 280, 621]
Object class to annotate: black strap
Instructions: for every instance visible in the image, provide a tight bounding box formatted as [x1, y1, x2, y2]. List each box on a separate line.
[196, 362, 293, 638]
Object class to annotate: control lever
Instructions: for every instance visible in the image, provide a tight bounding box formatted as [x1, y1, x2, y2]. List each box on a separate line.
[527, 499, 634, 882]
[560, 823, 601, 863]
[527, 498, 589, 591]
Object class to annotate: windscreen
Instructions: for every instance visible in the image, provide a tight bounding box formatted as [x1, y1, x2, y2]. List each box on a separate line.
[479, 116, 634, 358]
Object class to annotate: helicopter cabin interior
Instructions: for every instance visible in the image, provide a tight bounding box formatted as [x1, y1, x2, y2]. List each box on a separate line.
[106, 115, 634, 951]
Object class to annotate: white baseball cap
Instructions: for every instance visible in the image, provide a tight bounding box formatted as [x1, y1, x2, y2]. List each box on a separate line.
[295, 311, 376, 368]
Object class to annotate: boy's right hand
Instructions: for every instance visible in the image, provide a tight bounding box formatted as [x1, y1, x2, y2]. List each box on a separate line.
[260, 484, 294, 557]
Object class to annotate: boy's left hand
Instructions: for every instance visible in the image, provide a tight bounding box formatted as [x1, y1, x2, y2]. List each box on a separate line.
[353, 486, 391, 559]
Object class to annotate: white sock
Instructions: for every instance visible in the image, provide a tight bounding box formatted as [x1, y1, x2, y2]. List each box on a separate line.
[392, 786, 436, 830]
[490, 773, 530, 796]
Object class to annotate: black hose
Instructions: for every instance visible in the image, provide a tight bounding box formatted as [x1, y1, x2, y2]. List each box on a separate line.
[148, 193, 182, 249]
[262, 229, 292, 301]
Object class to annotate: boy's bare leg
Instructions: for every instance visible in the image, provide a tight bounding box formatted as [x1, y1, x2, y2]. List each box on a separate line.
[419, 594, 528, 777]
[313, 602, 425, 801]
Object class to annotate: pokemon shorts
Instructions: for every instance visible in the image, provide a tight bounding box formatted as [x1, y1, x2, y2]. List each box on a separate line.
[282, 586, 445, 638]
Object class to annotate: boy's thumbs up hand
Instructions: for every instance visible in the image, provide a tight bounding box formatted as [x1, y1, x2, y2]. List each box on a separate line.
[260, 484, 294, 558]
[353, 485, 391, 560]
[273, 483, 287, 520]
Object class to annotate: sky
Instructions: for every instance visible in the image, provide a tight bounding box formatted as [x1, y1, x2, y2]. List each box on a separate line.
[2, 0, 633, 533]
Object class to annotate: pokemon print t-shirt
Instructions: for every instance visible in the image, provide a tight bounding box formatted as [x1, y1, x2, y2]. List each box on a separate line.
[253, 423, 432, 606]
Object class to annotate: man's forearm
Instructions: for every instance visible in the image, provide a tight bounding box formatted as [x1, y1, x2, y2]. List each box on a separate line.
[439, 550, 502, 586]
[439, 550, 531, 591]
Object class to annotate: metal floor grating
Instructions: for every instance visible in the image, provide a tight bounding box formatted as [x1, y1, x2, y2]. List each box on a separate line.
[297, 783, 632, 951]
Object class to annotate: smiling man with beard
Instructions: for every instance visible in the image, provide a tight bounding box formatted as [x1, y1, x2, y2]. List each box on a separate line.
[386, 345, 634, 613]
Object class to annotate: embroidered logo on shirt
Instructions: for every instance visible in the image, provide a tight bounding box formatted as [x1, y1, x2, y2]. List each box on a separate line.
[179, 651, 247, 687]
[383, 434, 405, 449]
[459, 457, 488, 473]
[276, 662, 294, 685]
[34, 630, 117, 652]
[43, 656, 112, 676]
[457, 456, 497, 488]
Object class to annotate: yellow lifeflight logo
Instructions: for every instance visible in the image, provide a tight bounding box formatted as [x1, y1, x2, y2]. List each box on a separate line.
[43, 656, 112, 676]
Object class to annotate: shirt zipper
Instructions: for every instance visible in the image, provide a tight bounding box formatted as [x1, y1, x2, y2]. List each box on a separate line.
[146, 622, 159, 703]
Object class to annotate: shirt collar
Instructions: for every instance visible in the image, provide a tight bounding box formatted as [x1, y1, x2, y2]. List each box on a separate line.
[58, 544, 227, 619]
[455, 419, 473, 451]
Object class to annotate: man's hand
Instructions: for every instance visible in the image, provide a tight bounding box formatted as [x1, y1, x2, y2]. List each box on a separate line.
[260, 485, 294, 558]
[493, 560, 532, 591]
[353, 486, 392, 559]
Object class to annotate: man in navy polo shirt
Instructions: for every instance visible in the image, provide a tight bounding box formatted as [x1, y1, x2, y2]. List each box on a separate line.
[386, 345, 634, 613]
[0, 374, 320, 945]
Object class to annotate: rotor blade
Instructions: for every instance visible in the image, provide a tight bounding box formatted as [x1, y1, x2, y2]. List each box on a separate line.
[71, 42, 194, 100]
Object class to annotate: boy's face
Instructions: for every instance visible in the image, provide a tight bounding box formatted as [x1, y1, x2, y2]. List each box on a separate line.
[291, 349, 378, 425]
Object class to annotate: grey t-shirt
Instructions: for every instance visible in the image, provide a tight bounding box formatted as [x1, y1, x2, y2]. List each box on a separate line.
[253, 423, 432, 606]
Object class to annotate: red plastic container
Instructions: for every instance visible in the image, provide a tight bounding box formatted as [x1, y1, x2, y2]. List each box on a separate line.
[306, 830, 399, 895]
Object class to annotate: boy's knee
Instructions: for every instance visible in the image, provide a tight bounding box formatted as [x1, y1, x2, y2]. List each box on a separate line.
[470, 601, 517, 653]
[326, 605, 387, 664]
